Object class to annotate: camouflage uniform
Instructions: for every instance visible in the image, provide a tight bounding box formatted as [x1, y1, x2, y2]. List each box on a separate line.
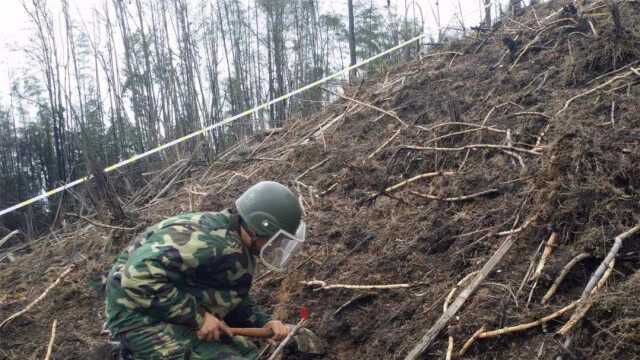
[105, 210, 271, 359]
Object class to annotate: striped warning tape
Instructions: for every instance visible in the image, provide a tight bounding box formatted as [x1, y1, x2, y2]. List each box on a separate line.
[0, 33, 426, 218]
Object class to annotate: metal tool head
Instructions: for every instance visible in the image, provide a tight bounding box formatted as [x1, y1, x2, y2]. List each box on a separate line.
[291, 327, 326, 355]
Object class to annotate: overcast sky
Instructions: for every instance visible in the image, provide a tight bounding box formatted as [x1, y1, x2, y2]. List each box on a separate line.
[0, 0, 494, 102]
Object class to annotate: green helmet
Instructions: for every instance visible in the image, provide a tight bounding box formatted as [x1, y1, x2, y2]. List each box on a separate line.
[235, 181, 303, 238]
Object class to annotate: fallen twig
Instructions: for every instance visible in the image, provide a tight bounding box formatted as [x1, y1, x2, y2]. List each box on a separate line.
[416, 122, 507, 134]
[44, 319, 58, 360]
[402, 144, 542, 156]
[458, 326, 485, 358]
[266, 319, 307, 360]
[530, 231, 559, 283]
[478, 301, 578, 338]
[368, 128, 402, 159]
[556, 70, 634, 116]
[557, 224, 640, 337]
[411, 189, 499, 202]
[0, 265, 75, 330]
[67, 213, 136, 231]
[382, 171, 457, 196]
[296, 158, 330, 181]
[0, 230, 22, 249]
[446, 336, 454, 360]
[301, 280, 412, 291]
[444, 271, 479, 313]
[323, 88, 408, 127]
[541, 253, 591, 305]
[502, 149, 527, 169]
[404, 214, 536, 360]
[509, 112, 551, 119]
[557, 259, 616, 336]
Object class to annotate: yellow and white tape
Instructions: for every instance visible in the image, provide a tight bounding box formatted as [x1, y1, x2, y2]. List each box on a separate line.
[0, 33, 426, 218]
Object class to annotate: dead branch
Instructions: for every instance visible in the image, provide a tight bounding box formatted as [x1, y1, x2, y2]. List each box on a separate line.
[416, 122, 507, 134]
[296, 158, 330, 181]
[557, 259, 616, 336]
[422, 128, 484, 146]
[518, 238, 546, 296]
[0, 265, 74, 330]
[401, 144, 541, 156]
[509, 20, 575, 70]
[404, 214, 536, 360]
[458, 326, 486, 357]
[581, 224, 639, 299]
[267, 319, 307, 360]
[556, 224, 640, 337]
[443, 271, 479, 313]
[542, 253, 591, 305]
[384, 171, 457, 195]
[320, 183, 338, 196]
[556, 70, 634, 115]
[530, 232, 559, 282]
[502, 149, 527, 169]
[323, 88, 408, 127]
[301, 280, 412, 291]
[410, 189, 499, 202]
[509, 112, 552, 119]
[446, 336, 454, 360]
[631, 67, 640, 77]
[368, 128, 402, 159]
[67, 213, 136, 231]
[44, 319, 57, 360]
[478, 301, 578, 339]
[0, 230, 22, 249]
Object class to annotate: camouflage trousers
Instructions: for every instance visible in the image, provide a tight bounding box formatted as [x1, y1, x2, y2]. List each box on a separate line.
[119, 322, 259, 360]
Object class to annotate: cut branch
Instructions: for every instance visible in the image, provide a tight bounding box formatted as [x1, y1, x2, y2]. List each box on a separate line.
[67, 213, 136, 231]
[323, 88, 408, 127]
[296, 158, 330, 181]
[301, 280, 412, 291]
[267, 319, 307, 360]
[416, 122, 507, 134]
[530, 231, 559, 282]
[478, 301, 577, 338]
[508, 112, 551, 119]
[368, 128, 402, 159]
[0, 265, 75, 330]
[556, 259, 616, 336]
[411, 189, 499, 202]
[556, 71, 634, 115]
[0, 230, 22, 249]
[44, 319, 58, 360]
[404, 214, 536, 360]
[401, 144, 541, 156]
[557, 223, 640, 337]
[541, 252, 591, 305]
[376, 171, 457, 198]
[458, 326, 486, 357]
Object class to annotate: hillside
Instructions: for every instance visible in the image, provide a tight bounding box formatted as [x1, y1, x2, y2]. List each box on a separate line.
[1, 1, 639, 359]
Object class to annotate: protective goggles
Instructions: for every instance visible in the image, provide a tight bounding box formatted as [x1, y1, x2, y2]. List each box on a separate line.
[259, 221, 306, 272]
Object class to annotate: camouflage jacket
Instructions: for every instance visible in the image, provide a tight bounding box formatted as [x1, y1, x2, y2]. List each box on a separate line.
[105, 210, 271, 335]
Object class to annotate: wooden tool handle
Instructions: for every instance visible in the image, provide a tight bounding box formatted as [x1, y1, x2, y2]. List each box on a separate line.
[229, 327, 274, 338]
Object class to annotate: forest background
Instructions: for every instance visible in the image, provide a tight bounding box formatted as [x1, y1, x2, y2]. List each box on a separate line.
[0, 0, 527, 237]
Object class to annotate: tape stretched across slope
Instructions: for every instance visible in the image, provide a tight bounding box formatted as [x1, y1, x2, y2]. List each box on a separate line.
[0, 33, 426, 218]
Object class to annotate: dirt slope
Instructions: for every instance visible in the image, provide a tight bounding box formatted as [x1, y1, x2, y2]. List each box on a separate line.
[1, 1, 640, 359]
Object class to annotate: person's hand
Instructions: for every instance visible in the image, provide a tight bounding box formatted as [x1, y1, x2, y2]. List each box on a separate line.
[197, 312, 233, 342]
[264, 320, 289, 345]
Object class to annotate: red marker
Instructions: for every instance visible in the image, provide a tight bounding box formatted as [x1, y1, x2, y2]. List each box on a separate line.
[300, 306, 309, 320]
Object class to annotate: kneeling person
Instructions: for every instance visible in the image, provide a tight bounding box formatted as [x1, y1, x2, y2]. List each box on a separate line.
[105, 181, 305, 359]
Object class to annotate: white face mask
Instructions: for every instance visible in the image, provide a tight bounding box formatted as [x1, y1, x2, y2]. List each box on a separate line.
[259, 221, 306, 272]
